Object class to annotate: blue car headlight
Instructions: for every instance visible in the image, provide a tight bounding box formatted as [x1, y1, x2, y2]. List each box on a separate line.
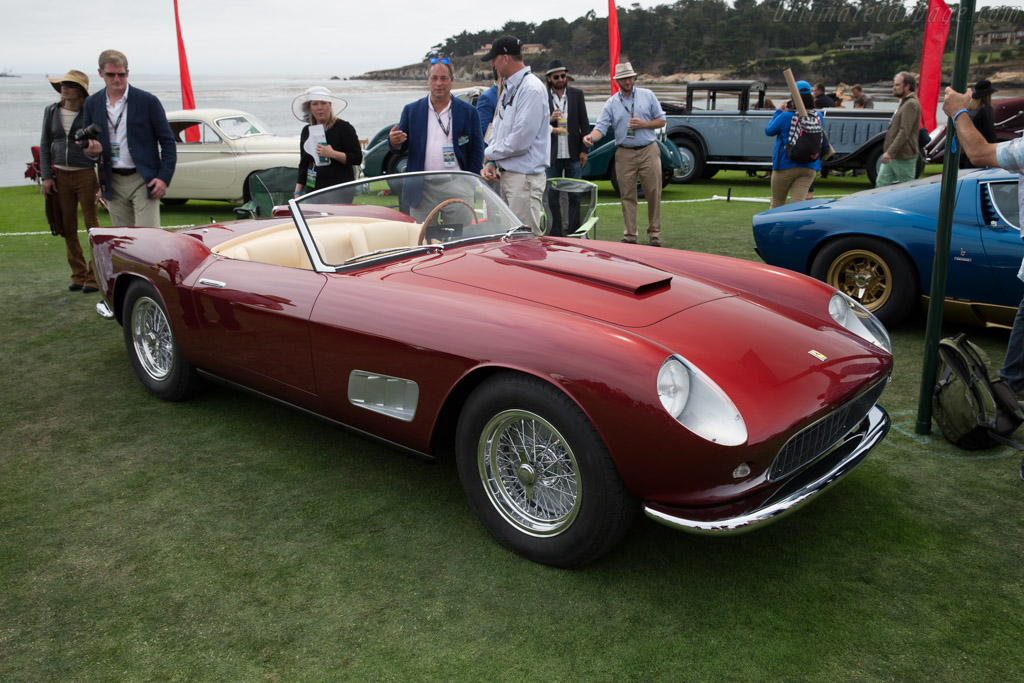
[829, 292, 892, 353]
[657, 356, 747, 446]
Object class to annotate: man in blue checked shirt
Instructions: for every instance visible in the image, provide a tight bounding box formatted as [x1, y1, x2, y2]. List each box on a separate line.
[584, 61, 666, 246]
[944, 86, 1024, 406]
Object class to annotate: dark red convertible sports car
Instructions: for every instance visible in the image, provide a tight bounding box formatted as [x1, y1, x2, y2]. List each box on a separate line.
[90, 171, 893, 567]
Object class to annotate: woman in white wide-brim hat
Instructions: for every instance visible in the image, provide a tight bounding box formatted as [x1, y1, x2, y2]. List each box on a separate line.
[292, 86, 362, 197]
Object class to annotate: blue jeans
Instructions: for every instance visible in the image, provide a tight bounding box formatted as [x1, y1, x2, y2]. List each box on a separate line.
[1002, 292, 1024, 393]
[545, 159, 582, 237]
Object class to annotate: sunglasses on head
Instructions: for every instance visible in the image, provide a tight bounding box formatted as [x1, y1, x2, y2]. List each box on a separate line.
[429, 57, 450, 65]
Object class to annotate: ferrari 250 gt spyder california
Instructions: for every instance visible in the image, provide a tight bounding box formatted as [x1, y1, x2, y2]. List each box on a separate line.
[90, 171, 893, 567]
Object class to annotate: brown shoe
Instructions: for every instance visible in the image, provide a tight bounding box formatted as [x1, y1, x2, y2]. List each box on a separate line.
[621, 237, 637, 244]
[650, 238, 662, 247]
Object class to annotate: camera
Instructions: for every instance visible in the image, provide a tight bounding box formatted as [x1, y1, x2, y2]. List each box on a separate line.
[74, 122, 102, 146]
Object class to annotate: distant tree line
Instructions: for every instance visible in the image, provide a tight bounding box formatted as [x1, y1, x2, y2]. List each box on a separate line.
[428, 1, 1023, 82]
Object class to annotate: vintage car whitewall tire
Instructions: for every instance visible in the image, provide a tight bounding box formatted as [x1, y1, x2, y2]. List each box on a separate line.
[455, 372, 636, 568]
[123, 279, 203, 402]
[810, 236, 918, 326]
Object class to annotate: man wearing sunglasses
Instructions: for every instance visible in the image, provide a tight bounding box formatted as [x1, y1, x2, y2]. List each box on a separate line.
[544, 59, 590, 236]
[387, 58, 484, 223]
[479, 35, 549, 234]
[82, 49, 176, 228]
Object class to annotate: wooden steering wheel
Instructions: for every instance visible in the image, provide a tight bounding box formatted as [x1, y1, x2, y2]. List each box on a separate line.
[418, 198, 477, 245]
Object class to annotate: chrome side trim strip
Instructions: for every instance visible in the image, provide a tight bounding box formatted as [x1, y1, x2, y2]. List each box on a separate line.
[198, 278, 226, 288]
[348, 370, 419, 422]
[644, 405, 889, 535]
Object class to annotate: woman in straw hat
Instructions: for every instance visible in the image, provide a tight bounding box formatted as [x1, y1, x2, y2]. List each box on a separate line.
[292, 86, 362, 199]
[40, 69, 100, 293]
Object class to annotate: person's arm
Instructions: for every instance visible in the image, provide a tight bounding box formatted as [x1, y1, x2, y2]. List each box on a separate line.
[765, 109, 787, 136]
[583, 104, 612, 148]
[467, 107, 485, 174]
[151, 98, 176, 196]
[40, 104, 54, 192]
[388, 105, 410, 153]
[295, 126, 311, 195]
[476, 89, 495, 140]
[943, 87, 999, 168]
[885, 101, 917, 157]
[332, 121, 362, 167]
[484, 82, 547, 162]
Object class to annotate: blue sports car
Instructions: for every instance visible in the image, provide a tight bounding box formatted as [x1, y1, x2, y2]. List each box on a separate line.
[752, 168, 1022, 327]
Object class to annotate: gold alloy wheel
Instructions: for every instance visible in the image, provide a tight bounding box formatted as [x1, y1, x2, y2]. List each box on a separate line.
[825, 248, 893, 313]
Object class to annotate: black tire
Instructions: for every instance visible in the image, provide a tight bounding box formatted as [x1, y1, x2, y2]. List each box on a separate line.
[160, 198, 188, 206]
[455, 372, 636, 568]
[608, 157, 620, 195]
[865, 145, 884, 186]
[701, 167, 719, 179]
[122, 279, 203, 401]
[673, 139, 704, 184]
[385, 153, 408, 175]
[810, 236, 918, 326]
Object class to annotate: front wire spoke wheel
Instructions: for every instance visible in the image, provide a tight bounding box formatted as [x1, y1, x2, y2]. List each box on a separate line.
[133, 297, 174, 381]
[480, 410, 581, 536]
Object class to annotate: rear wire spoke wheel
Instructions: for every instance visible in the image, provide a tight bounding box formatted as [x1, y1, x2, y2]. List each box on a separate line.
[123, 279, 203, 401]
[456, 372, 635, 567]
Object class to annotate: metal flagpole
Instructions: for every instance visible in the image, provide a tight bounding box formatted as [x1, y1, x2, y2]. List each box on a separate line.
[915, 0, 978, 434]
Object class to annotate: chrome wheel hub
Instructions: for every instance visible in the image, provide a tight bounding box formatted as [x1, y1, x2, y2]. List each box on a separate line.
[478, 410, 581, 536]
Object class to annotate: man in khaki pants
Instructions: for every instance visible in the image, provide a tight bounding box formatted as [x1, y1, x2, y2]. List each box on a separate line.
[584, 62, 666, 246]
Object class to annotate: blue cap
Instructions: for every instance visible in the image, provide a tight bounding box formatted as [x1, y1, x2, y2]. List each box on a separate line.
[795, 80, 811, 94]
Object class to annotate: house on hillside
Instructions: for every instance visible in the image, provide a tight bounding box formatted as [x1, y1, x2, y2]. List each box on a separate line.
[974, 25, 1024, 47]
[843, 33, 887, 50]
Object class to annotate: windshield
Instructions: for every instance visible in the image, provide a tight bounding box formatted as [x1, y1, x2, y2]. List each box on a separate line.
[215, 114, 272, 139]
[291, 171, 528, 269]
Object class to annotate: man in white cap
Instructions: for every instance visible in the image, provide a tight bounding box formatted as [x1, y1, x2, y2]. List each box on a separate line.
[479, 35, 550, 234]
[584, 62, 666, 246]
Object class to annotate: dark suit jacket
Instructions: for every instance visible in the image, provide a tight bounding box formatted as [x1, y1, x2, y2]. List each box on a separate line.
[388, 95, 484, 208]
[83, 85, 177, 199]
[548, 86, 590, 165]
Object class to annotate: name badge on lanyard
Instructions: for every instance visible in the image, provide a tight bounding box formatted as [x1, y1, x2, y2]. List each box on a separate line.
[306, 167, 317, 188]
[108, 108, 125, 160]
[436, 107, 456, 168]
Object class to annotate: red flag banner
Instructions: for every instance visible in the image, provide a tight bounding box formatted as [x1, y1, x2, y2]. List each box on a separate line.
[608, 0, 620, 95]
[919, 0, 951, 131]
[174, 0, 198, 142]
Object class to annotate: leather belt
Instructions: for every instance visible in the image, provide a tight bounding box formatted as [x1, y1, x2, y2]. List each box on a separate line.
[111, 167, 138, 176]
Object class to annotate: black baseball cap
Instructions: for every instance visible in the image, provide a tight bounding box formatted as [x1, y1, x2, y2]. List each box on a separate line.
[480, 36, 522, 61]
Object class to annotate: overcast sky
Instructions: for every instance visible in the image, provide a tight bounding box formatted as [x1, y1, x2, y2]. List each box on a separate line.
[5, 0, 1021, 77]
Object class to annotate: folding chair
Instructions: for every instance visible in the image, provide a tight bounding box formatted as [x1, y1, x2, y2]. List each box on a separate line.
[234, 167, 298, 219]
[542, 177, 599, 239]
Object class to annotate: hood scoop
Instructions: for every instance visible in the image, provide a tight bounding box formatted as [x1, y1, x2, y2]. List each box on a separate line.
[490, 255, 673, 295]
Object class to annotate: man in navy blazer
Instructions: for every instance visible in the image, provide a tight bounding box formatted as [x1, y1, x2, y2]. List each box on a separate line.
[387, 59, 484, 223]
[83, 49, 176, 228]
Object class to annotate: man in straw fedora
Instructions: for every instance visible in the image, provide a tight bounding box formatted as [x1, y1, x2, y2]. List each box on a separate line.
[584, 61, 667, 246]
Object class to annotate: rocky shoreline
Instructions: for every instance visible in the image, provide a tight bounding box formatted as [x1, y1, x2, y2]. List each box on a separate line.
[356, 63, 1024, 89]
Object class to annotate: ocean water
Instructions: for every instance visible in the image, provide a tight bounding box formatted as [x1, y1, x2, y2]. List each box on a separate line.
[0, 74, 430, 189]
[3, 72, 957, 190]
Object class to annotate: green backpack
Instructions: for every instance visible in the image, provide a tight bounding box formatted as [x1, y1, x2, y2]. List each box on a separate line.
[932, 333, 1024, 450]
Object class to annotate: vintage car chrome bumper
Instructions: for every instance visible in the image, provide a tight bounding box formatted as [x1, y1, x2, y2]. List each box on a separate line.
[96, 301, 114, 319]
[644, 405, 889, 534]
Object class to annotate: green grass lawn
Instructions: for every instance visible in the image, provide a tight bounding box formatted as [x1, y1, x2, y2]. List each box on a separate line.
[2, 171, 1022, 680]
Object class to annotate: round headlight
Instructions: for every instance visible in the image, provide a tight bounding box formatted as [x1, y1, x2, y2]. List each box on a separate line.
[657, 358, 690, 418]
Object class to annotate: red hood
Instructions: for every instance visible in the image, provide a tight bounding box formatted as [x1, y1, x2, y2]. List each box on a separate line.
[412, 240, 734, 327]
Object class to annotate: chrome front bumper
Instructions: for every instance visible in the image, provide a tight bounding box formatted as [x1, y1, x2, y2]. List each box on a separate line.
[644, 405, 890, 534]
[96, 301, 114, 319]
